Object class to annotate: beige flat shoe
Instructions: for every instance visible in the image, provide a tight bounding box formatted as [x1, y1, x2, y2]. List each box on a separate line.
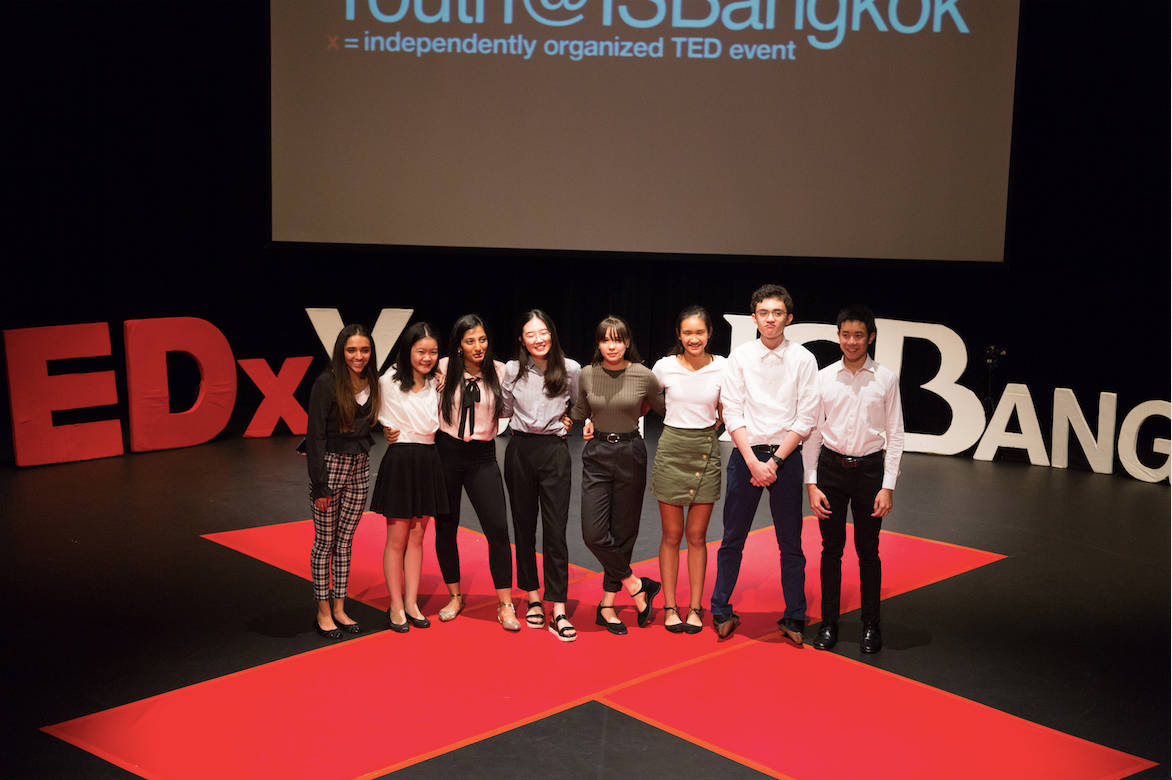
[497, 601, 521, 632]
[438, 593, 465, 622]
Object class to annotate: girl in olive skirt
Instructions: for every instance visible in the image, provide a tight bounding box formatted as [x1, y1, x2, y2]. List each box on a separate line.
[650, 306, 725, 634]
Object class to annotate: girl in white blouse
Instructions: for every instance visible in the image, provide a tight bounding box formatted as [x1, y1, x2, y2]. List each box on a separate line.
[369, 323, 447, 633]
[650, 307, 726, 634]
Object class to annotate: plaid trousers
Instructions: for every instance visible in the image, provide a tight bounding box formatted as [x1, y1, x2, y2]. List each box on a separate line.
[310, 451, 369, 602]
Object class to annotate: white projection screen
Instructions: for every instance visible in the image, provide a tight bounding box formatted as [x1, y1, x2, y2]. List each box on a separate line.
[271, 0, 1019, 261]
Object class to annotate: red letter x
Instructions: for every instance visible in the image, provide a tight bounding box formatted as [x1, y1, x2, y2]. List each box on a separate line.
[238, 356, 313, 438]
[327, 35, 339, 50]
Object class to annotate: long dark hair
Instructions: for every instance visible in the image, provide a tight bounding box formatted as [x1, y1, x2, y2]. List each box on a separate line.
[441, 314, 503, 423]
[515, 308, 568, 397]
[591, 315, 642, 366]
[666, 305, 715, 356]
[390, 322, 439, 393]
[330, 323, 380, 432]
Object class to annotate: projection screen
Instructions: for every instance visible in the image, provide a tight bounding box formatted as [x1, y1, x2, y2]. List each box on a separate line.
[272, 0, 1019, 261]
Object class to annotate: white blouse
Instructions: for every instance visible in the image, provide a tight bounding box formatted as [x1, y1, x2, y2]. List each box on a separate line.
[377, 372, 440, 444]
[652, 354, 726, 429]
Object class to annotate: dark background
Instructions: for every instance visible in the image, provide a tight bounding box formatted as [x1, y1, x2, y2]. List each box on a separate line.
[3, 0, 1168, 471]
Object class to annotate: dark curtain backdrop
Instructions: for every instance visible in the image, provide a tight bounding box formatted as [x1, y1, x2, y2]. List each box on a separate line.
[3, 1, 1168, 469]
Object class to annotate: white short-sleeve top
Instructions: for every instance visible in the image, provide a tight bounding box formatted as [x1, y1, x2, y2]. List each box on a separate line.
[652, 354, 726, 429]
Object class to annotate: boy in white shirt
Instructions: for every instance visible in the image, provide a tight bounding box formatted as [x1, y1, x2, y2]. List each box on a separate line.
[712, 285, 819, 643]
[802, 305, 905, 653]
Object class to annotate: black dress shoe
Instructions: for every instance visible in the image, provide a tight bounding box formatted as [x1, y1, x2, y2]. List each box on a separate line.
[713, 612, 740, 639]
[405, 613, 431, 629]
[633, 577, 661, 628]
[595, 604, 628, 635]
[861, 622, 882, 654]
[812, 622, 837, 650]
[335, 619, 361, 634]
[387, 610, 410, 633]
[778, 617, 805, 646]
[314, 620, 343, 640]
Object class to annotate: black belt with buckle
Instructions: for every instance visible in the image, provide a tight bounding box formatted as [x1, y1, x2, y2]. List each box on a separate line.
[751, 444, 802, 455]
[599, 431, 639, 444]
[822, 448, 883, 469]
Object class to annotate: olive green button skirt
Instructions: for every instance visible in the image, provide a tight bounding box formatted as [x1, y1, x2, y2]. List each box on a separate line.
[651, 424, 722, 505]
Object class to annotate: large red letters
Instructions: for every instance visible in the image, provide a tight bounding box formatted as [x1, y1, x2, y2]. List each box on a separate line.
[124, 317, 238, 452]
[4, 323, 124, 466]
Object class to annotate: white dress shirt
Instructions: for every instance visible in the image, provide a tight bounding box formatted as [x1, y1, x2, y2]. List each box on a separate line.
[377, 372, 440, 444]
[720, 338, 819, 445]
[652, 354, 726, 429]
[802, 357, 905, 490]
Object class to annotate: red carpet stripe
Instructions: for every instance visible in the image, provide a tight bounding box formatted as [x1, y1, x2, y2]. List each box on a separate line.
[606, 637, 1157, 779]
[41, 520, 1033, 778]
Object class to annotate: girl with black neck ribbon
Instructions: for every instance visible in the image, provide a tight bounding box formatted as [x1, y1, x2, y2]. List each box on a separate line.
[433, 314, 519, 631]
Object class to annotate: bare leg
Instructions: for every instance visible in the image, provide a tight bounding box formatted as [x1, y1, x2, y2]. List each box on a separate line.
[331, 596, 355, 627]
[384, 519, 410, 623]
[658, 501, 685, 626]
[316, 600, 337, 631]
[623, 573, 648, 611]
[404, 516, 430, 620]
[599, 587, 619, 622]
[684, 503, 714, 628]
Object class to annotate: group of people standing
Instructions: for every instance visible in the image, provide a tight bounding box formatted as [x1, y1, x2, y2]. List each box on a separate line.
[303, 284, 904, 654]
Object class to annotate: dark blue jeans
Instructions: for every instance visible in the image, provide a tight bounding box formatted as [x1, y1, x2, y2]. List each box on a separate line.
[710, 447, 806, 621]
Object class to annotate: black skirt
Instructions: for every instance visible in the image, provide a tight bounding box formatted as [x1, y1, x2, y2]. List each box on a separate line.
[370, 443, 449, 520]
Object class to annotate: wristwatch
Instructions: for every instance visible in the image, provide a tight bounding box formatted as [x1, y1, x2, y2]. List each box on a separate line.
[770, 453, 785, 467]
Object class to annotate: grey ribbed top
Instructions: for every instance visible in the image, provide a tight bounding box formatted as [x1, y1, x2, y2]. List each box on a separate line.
[570, 363, 665, 433]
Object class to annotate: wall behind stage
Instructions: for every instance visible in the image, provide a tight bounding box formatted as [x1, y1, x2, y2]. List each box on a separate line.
[3, 1, 1168, 476]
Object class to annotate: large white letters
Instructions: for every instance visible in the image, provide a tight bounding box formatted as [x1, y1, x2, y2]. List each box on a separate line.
[305, 308, 413, 370]
[973, 383, 1048, 466]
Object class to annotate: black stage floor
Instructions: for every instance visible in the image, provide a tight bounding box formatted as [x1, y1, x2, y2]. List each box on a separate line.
[2, 428, 1167, 778]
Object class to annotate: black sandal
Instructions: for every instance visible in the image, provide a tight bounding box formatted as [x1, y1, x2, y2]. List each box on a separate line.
[684, 606, 704, 635]
[525, 600, 545, 629]
[663, 605, 686, 634]
[548, 613, 577, 642]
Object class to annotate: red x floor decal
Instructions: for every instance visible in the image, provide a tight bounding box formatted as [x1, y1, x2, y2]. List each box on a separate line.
[44, 517, 1155, 779]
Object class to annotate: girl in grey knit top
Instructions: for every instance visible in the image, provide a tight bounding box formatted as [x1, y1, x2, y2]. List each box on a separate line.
[570, 315, 666, 635]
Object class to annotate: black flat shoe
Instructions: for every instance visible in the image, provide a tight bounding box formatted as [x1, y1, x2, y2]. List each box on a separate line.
[314, 620, 343, 640]
[405, 613, 431, 629]
[633, 577, 661, 628]
[595, 604, 628, 635]
[387, 610, 410, 633]
[683, 606, 704, 635]
[663, 606, 686, 634]
[334, 619, 361, 634]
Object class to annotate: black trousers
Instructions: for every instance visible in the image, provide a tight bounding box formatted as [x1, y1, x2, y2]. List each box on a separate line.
[580, 435, 647, 593]
[816, 448, 885, 625]
[503, 432, 571, 602]
[434, 431, 512, 590]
